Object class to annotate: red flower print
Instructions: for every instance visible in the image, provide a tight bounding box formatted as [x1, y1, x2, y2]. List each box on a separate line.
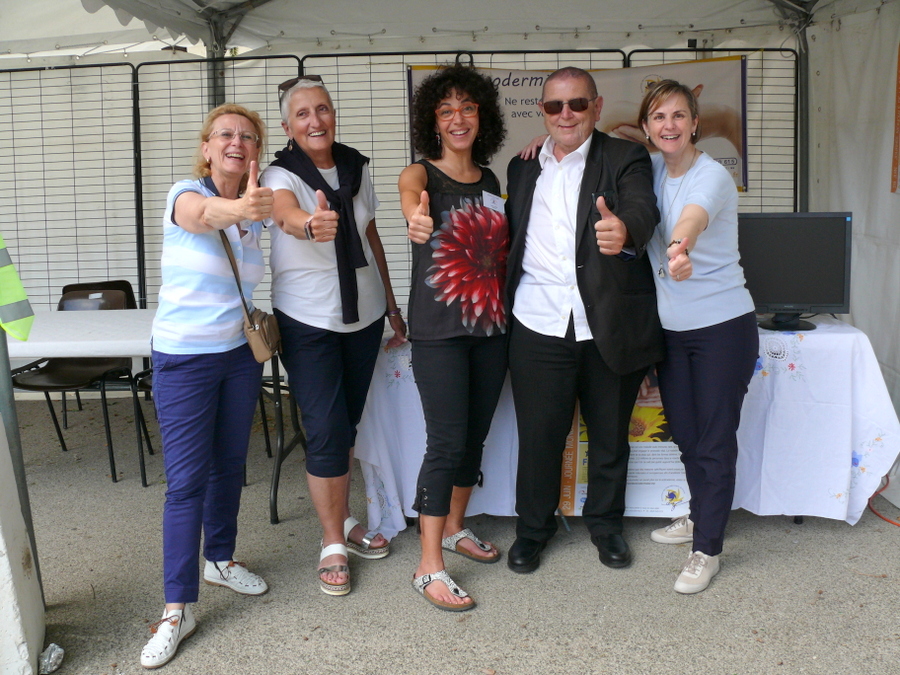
[426, 200, 508, 335]
[394, 370, 401, 378]
[787, 363, 795, 371]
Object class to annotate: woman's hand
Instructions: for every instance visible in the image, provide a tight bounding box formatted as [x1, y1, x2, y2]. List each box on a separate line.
[407, 191, 433, 244]
[385, 311, 408, 349]
[307, 190, 339, 242]
[518, 134, 548, 160]
[240, 161, 274, 222]
[667, 238, 692, 281]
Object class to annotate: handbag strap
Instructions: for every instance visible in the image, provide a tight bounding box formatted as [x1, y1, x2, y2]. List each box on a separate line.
[200, 176, 254, 325]
[219, 230, 254, 325]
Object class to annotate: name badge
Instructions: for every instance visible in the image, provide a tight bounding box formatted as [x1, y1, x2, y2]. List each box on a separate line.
[482, 191, 505, 213]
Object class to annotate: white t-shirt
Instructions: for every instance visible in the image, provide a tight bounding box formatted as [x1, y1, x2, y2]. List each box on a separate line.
[647, 152, 755, 332]
[261, 164, 386, 333]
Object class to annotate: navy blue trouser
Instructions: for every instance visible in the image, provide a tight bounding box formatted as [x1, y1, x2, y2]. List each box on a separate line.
[656, 312, 759, 556]
[275, 309, 384, 478]
[411, 334, 508, 517]
[152, 343, 263, 604]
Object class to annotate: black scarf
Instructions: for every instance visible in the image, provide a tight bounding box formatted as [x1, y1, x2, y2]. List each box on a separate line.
[271, 141, 369, 324]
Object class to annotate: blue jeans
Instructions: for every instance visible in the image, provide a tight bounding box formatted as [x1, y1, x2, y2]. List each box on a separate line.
[152, 343, 262, 604]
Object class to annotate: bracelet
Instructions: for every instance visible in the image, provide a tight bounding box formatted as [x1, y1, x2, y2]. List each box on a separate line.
[386, 308, 402, 317]
[304, 218, 315, 241]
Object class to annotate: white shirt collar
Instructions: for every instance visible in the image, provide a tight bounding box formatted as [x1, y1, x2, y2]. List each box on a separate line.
[538, 133, 594, 168]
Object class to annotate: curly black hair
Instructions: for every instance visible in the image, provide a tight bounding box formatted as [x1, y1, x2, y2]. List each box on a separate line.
[411, 64, 506, 166]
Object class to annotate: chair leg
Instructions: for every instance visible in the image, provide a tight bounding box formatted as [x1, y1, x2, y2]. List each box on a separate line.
[61, 391, 69, 429]
[99, 381, 118, 483]
[136, 398, 154, 456]
[259, 392, 272, 458]
[130, 379, 148, 488]
[44, 392, 68, 452]
[75, 390, 84, 411]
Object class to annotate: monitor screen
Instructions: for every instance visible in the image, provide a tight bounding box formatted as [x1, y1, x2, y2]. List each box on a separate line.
[738, 212, 852, 329]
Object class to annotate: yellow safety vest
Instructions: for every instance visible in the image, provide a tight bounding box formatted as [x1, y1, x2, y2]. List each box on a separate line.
[0, 232, 33, 341]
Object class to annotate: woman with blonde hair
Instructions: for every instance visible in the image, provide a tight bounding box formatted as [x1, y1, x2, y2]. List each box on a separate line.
[142, 104, 273, 669]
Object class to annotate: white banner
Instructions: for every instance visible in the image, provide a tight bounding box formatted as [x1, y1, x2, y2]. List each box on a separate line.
[409, 56, 747, 191]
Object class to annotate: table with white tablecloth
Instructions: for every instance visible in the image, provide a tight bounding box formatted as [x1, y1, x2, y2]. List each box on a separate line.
[6, 309, 155, 360]
[354, 316, 900, 539]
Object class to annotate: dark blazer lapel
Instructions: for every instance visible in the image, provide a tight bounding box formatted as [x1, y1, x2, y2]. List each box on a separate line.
[576, 130, 604, 254]
[512, 159, 542, 229]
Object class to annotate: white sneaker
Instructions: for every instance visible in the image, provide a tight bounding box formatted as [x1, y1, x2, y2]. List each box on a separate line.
[674, 551, 720, 594]
[140, 605, 196, 669]
[651, 515, 694, 544]
[203, 560, 268, 596]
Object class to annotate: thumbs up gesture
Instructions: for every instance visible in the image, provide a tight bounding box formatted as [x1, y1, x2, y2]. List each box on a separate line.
[241, 161, 274, 222]
[593, 195, 627, 256]
[306, 189, 339, 243]
[667, 237, 692, 281]
[407, 191, 434, 244]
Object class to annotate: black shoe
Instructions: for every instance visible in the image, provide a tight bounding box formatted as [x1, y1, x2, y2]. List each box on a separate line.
[507, 537, 546, 574]
[591, 533, 633, 568]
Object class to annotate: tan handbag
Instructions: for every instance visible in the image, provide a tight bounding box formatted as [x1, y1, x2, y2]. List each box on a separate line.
[220, 231, 281, 362]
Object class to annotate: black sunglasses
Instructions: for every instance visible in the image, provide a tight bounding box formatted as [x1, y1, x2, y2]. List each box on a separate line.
[541, 97, 591, 115]
[278, 74, 324, 95]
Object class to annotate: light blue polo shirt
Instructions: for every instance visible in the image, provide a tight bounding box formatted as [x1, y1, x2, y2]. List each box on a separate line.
[152, 179, 265, 354]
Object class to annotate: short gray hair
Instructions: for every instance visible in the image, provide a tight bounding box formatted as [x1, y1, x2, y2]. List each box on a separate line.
[279, 78, 332, 123]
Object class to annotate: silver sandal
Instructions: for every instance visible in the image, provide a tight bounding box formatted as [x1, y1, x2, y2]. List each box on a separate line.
[412, 569, 476, 612]
[441, 528, 501, 564]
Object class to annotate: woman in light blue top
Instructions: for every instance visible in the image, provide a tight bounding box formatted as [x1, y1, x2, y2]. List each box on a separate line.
[142, 104, 273, 670]
[639, 80, 758, 595]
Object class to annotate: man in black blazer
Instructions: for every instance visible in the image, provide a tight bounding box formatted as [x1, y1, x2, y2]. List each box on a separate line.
[505, 67, 663, 573]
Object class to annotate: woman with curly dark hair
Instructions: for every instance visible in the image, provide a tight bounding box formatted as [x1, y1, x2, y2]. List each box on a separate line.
[399, 64, 509, 611]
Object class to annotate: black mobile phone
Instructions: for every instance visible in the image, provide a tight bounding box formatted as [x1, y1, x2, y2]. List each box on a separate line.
[591, 190, 616, 218]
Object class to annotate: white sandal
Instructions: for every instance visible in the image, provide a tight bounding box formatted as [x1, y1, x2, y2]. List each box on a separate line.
[318, 542, 351, 596]
[343, 516, 390, 560]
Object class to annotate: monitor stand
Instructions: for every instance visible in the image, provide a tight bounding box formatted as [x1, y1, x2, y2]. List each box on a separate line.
[758, 312, 816, 331]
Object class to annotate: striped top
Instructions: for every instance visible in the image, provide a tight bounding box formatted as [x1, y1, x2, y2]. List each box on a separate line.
[152, 179, 265, 354]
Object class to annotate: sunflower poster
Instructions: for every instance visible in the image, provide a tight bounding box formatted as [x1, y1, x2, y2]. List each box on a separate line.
[557, 370, 691, 518]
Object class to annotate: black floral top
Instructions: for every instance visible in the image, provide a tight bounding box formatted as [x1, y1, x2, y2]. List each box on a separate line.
[407, 160, 509, 340]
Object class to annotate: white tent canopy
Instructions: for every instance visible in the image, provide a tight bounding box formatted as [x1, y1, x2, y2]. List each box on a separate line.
[78, 0, 800, 53]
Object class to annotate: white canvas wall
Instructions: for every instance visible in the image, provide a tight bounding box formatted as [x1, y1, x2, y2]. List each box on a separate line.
[808, 2, 900, 410]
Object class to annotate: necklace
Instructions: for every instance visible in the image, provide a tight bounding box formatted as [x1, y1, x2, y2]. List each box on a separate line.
[657, 150, 699, 279]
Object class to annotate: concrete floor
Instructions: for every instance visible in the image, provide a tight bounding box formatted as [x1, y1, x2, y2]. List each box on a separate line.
[14, 396, 900, 675]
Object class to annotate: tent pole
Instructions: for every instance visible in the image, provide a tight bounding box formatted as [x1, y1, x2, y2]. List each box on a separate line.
[0, 332, 44, 606]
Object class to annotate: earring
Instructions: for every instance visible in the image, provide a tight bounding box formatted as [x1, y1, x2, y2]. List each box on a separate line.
[691, 131, 696, 138]
[436, 133, 441, 147]
[287, 138, 295, 151]
[645, 135, 650, 141]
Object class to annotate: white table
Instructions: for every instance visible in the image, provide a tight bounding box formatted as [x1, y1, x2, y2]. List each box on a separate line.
[6, 309, 155, 359]
[355, 316, 900, 539]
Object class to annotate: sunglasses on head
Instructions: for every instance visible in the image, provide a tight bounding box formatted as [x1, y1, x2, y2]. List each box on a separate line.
[278, 74, 324, 96]
[541, 97, 591, 115]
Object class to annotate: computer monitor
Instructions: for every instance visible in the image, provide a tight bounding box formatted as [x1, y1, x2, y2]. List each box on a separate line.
[737, 212, 852, 331]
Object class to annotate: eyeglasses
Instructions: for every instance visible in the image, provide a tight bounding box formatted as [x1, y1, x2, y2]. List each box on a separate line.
[541, 98, 591, 115]
[208, 128, 260, 144]
[435, 103, 479, 121]
[278, 74, 324, 97]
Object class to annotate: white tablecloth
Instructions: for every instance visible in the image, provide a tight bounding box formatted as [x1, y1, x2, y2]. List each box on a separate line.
[6, 310, 155, 359]
[733, 316, 900, 523]
[356, 316, 900, 539]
